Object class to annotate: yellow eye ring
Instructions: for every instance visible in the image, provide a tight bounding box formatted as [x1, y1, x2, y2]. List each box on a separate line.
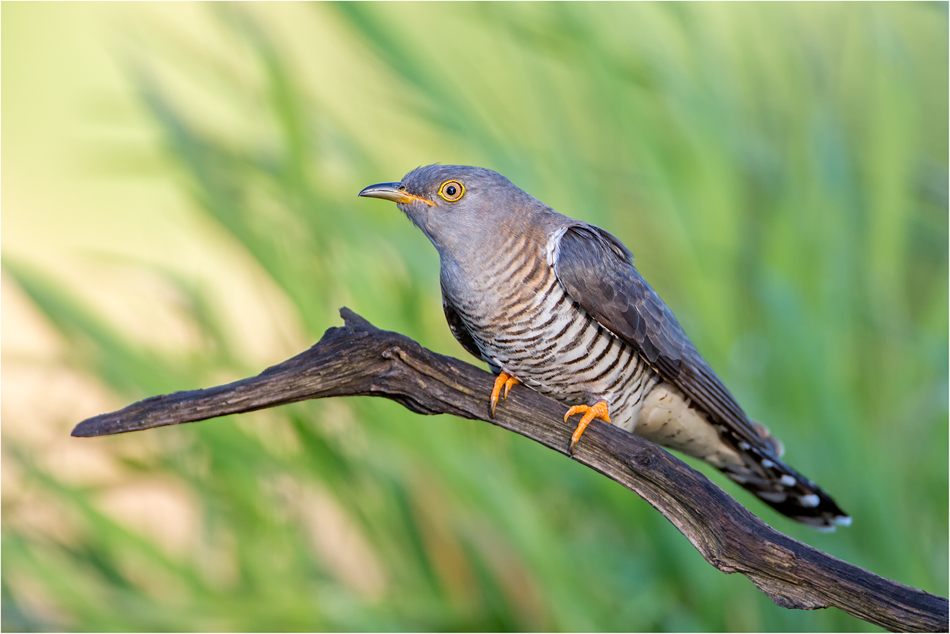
[438, 180, 465, 202]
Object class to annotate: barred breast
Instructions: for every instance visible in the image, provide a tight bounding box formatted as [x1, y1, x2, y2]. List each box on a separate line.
[442, 229, 659, 433]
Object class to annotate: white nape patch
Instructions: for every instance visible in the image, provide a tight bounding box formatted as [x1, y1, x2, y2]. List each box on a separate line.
[757, 491, 787, 503]
[546, 226, 570, 268]
[799, 494, 820, 508]
[761, 459, 775, 468]
[738, 441, 751, 450]
[833, 515, 853, 527]
[779, 475, 797, 487]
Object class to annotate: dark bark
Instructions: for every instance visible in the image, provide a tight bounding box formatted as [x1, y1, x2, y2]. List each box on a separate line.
[72, 308, 948, 633]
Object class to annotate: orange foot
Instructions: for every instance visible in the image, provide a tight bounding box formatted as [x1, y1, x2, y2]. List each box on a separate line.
[564, 401, 611, 455]
[490, 372, 521, 417]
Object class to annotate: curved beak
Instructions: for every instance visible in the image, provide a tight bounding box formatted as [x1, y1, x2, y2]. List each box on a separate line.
[358, 182, 434, 206]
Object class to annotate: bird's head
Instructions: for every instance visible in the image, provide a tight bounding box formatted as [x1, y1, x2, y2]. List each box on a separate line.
[359, 164, 543, 253]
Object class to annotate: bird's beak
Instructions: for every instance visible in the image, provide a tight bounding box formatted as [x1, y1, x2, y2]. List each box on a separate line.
[358, 182, 434, 206]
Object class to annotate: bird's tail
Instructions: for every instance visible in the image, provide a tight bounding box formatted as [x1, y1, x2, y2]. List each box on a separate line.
[719, 422, 850, 531]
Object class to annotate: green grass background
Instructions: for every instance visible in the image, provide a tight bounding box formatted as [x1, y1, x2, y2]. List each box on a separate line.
[2, 3, 947, 631]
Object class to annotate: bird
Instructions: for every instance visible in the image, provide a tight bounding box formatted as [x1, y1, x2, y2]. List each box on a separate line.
[359, 164, 850, 530]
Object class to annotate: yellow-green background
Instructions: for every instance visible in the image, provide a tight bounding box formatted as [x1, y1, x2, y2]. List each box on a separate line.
[3, 3, 947, 631]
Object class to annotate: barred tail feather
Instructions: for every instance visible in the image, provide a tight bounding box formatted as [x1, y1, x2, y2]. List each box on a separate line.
[720, 449, 850, 531]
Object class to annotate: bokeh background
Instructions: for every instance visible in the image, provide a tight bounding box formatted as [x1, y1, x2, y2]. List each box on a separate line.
[3, 3, 947, 631]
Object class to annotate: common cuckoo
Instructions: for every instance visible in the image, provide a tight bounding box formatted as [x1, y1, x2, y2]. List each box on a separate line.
[360, 165, 849, 530]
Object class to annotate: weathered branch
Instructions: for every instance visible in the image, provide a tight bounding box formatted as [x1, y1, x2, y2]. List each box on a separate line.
[73, 308, 948, 632]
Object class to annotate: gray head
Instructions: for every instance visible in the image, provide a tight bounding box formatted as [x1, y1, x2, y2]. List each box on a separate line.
[359, 165, 554, 254]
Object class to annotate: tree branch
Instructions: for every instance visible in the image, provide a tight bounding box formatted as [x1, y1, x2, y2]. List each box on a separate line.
[72, 308, 948, 632]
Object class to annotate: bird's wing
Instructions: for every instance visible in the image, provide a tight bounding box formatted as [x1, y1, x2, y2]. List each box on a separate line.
[553, 224, 766, 450]
[442, 295, 488, 362]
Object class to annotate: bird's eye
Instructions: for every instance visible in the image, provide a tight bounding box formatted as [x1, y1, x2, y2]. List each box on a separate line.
[438, 180, 465, 202]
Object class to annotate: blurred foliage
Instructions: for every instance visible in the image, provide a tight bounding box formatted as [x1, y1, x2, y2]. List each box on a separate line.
[3, 3, 947, 631]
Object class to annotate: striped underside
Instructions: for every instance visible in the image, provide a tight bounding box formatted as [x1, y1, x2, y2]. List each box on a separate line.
[445, 232, 660, 434]
[441, 228, 845, 528]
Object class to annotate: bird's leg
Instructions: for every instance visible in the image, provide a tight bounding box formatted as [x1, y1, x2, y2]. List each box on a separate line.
[490, 372, 521, 417]
[564, 401, 611, 455]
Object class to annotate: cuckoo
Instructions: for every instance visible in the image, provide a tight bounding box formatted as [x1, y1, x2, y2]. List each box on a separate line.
[359, 165, 850, 530]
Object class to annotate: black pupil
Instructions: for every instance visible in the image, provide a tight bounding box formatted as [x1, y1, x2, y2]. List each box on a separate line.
[446, 185, 457, 197]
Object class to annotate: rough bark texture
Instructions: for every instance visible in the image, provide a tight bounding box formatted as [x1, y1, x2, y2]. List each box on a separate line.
[73, 308, 948, 633]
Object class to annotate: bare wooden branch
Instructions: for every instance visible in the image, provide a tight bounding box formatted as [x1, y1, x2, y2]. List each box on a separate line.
[72, 308, 948, 632]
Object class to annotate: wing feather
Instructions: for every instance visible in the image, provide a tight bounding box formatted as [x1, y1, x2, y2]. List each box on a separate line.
[553, 224, 767, 450]
[442, 294, 492, 365]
